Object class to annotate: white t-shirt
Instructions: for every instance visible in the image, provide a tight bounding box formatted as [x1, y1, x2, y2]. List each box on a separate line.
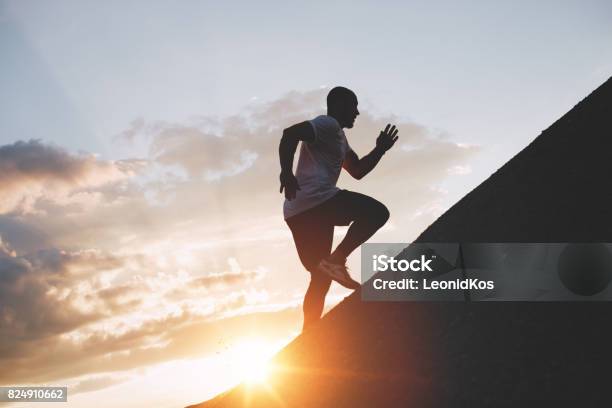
[283, 115, 353, 219]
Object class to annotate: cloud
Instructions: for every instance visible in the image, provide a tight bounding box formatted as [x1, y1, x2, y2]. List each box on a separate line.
[158, 257, 268, 304]
[71, 375, 129, 395]
[0, 139, 145, 214]
[0, 305, 301, 385]
[114, 118, 146, 143]
[106, 88, 480, 235]
[0, 231, 271, 385]
[191, 269, 264, 288]
[0, 240, 130, 358]
[0, 88, 479, 255]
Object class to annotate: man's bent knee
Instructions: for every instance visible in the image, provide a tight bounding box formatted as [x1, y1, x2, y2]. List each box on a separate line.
[373, 202, 390, 227]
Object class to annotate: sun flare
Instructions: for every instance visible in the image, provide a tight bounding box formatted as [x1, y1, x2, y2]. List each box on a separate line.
[227, 337, 277, 384]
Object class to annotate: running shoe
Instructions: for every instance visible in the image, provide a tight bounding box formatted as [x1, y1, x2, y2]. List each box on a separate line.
[317, 258, 361, 289]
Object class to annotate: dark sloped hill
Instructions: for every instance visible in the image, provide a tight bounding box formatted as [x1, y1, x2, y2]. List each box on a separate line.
[189, 76, 612, 408]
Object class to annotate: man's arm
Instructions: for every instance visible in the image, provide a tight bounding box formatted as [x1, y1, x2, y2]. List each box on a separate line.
[343, 124, 399, 180]
[278, 121, 315, 200]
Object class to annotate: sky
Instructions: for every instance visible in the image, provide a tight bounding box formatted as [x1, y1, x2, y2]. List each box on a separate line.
[1, 0, 611, 407]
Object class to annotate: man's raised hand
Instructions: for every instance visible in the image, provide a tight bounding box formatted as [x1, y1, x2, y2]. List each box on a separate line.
[376, 124, 399, 153]
[279, 172, 300, 200]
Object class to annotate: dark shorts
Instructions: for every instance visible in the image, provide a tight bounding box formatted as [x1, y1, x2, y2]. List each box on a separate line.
[285, 189, 387, 273]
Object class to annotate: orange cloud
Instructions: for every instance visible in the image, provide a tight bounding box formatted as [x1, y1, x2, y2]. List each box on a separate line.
[0, 139, 146, 214]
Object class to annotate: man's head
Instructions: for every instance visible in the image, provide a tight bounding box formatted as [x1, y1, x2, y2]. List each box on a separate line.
[327, 86, 359, 129]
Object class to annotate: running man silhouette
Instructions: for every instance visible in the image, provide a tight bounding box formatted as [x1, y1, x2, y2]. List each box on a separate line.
[279, 86, 399, 331]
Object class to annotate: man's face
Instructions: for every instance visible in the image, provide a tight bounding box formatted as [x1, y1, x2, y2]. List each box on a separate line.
[339, 97, 360, 129]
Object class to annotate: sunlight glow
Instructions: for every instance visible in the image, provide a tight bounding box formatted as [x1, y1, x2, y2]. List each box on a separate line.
[227, 337, 277, 384]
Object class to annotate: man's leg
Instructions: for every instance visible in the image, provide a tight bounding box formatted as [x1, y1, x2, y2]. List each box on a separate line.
[286, 210, 334, 331]
[302, 272, 332, 330]
[329, 190, 390, 262]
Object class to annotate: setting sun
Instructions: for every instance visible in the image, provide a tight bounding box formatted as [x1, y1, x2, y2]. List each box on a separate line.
[226, 338, 278, 384]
